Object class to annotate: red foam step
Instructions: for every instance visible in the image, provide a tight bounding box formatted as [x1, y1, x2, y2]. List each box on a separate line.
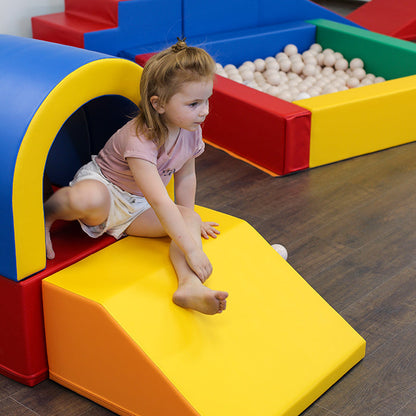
[0, 220, 115, 386]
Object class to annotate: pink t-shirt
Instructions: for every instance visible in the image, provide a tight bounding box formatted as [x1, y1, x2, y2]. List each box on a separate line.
[95, 119, 205, 196]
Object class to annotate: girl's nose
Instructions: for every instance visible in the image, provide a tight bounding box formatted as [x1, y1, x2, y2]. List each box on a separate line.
[200, 101, 209, 116]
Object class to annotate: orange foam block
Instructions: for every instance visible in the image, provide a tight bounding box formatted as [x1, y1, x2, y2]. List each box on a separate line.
[43, 206, 365, 416]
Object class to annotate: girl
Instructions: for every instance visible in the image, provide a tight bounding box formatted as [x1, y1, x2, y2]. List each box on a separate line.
[44, 39, 228, 315]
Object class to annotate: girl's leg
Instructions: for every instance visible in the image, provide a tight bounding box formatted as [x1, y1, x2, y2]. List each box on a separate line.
[44, 180, 111, 259]
[126, 206, 228, 315]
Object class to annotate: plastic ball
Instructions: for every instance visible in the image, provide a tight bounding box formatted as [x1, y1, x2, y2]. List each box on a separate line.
[352, 67, 366, 80]
[294, 92, 311, 101]
[271, 244, 288, 260]
[334, 58, 348, 71]
[374, 76, 386, 83]
[277, 90, 292, 101]
[291, 61, 304, 74]
[279, 59, 291, 72]
[323, 53, 336, 67]
[302, 63, 316, 77]
[350, 58, 364, 70]
[346, 77, 360, 88]
[254, 58, 266, 72]
[284, 44, 298, 56]
[309, 43, 323, 53]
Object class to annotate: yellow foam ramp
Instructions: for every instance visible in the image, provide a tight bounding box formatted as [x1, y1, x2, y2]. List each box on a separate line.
[43, 206, 365, 416]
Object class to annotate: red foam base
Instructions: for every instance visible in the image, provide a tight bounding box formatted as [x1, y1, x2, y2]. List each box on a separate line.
[348, 0, 416, 41]
[0, 221, 115, 386]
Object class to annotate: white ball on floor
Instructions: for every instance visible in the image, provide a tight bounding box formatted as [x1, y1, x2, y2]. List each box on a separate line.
[271, 244, 288, 260]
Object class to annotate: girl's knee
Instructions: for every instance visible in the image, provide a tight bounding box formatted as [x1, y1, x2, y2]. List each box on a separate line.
[69, 181, 110, 213]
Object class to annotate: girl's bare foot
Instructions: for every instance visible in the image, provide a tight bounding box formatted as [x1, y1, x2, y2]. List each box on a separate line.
[173, 279, 228, 315]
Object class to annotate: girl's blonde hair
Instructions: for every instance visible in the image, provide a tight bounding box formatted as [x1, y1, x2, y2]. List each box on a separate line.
[135, 39, 216, 147]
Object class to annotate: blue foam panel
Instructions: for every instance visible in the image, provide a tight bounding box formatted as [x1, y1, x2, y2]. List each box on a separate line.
[84, 0, 182, 56]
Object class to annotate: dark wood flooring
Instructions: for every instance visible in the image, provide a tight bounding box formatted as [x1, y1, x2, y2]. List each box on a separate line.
[2, 1, 416, 415]
[2, 140, 415, 416]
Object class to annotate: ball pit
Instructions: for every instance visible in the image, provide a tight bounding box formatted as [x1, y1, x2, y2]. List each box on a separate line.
[216, 42, 386, 102]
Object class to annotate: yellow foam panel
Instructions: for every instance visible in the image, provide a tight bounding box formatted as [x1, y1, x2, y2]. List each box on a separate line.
[43, 206, 365, 416]
[13, 58, 142, 280]
[297, 74, 416, 168]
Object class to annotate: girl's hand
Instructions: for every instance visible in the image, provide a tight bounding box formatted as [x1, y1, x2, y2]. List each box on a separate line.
[185, 247, 213, 282]
[201, 221, 220, 239]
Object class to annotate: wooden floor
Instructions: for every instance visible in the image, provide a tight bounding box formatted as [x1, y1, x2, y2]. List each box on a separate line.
[2, 2, 416, 416]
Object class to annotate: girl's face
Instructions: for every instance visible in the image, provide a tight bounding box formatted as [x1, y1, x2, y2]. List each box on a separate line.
[152, 79, 213, 134]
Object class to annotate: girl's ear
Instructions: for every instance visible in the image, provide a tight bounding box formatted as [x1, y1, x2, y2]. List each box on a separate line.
[150, 96, 165, 114]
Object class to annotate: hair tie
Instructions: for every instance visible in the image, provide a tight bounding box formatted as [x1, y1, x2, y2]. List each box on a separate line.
[172, 37, 187, 53]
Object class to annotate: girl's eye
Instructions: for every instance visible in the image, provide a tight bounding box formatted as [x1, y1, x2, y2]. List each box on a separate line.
[189, 102, 198, 107]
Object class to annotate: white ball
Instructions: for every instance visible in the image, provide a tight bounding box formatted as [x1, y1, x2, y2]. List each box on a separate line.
[229, 74, 243, 83]
[291, 61, 305, 74]
[294, 92, 311, 101]
[284, 44, 298, 56]
[316, 53, 325, 66]
[275, 52, 288, 61]
[321, 67, 334, 76]
[303, 63, 316, 77]
[303, 55, 318, 66]
[360, 78, 373, 86]
[335, 58, 348, 71]
[267, 73, 281, 86]
[240, 69, 254, 81]
[309, 43, 323, 53]
[240, 61, 255, 72]
[322, 85, 337, 94]
[352, 67, 366, 80]
[254, 58, 266, 72]
[279, 59, 291, 72]
[271, 244, 288, 260]
[308, 87, 321, 97]
[374, 76, 386, 83]
[350, 58, 364, 70]
[323, 54, 336, 67]
[265, 59, 280, 71]
[224, 64, 238, 73]
[278, 90, 292, 102]
[346, 77, 360, 88]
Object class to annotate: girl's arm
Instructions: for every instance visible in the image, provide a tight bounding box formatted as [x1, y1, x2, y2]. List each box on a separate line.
[174, 158, 220, 240]
[127, 157, 212, 280]
[174, 158, 197, 208]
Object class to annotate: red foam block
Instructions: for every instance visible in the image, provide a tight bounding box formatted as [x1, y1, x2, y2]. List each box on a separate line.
[0, 221, 115, 386]
[204, 75, 311, 176]
[348, 0, 416, 41]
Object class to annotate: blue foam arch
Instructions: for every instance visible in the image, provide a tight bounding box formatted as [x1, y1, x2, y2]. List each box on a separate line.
[0, 35, 113, 280]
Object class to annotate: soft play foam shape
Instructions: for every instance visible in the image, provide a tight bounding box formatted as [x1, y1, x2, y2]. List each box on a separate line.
[0, 222, 115, 386]
[32, 0, 360, 58]
[0, 34, 142, 281]
[43, 206, 365, 416]
[348, 0, 416, 41]
[32, 0, 182, 56]
[183, 0, 361, 39]
[299, 19, 416, 167]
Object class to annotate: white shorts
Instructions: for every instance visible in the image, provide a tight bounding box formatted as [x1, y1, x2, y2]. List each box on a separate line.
[69, 156, 151, 240]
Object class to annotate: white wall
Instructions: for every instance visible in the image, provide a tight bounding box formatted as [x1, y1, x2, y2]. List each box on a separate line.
[0, 0, 64, 38]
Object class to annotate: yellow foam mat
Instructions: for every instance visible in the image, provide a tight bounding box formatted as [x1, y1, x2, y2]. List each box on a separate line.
[298, 74, 416, 168]
[43, 206, 365, 416]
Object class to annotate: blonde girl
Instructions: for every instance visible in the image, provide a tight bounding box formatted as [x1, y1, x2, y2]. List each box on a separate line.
[44, 39, 228, 315]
